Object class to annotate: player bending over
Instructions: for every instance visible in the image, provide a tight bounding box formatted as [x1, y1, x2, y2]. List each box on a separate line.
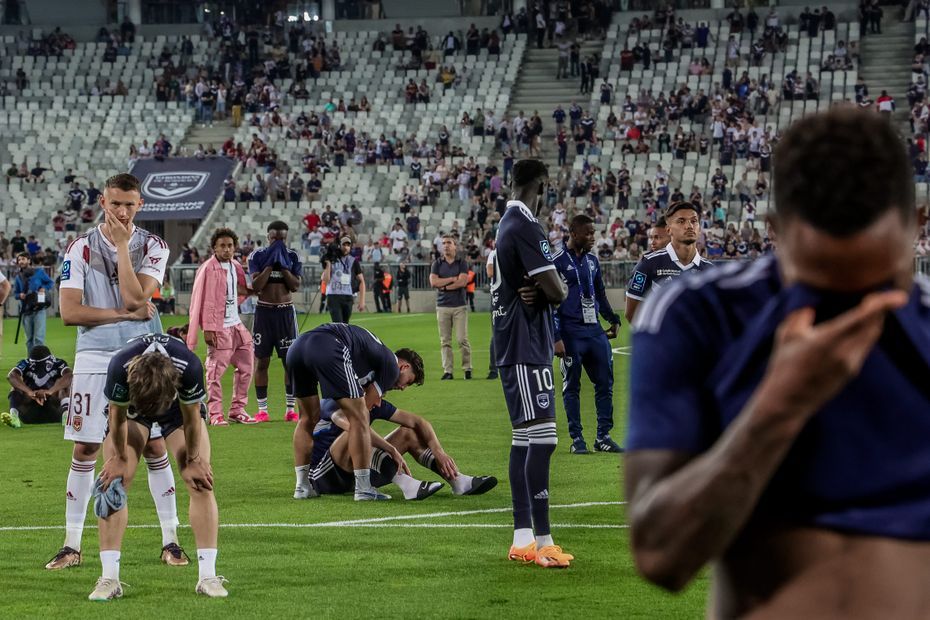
[289, 323, 423, 500]
[308, 397, 498, 499]
[90, 334, 226, 601]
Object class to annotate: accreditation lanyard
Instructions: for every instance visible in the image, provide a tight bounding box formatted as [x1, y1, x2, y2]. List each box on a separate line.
[567, 251, 598, 324]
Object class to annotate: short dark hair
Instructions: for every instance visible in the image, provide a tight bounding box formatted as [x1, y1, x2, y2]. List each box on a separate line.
[655, 216, 667, 228]
[569, 214, 594, 231]
[211, 227, 239, 248]
[16, 251, 31, 262]
[29, 345, 51, 360]
[396, 348, 425, 387]
[105, 173, 141, 193]
[512, 159, 548, 187]
[267, 220, 289, 232]
[773, 108, 914, 236]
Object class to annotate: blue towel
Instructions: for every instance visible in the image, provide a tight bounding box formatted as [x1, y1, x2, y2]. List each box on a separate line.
[92, 476, 127, 518]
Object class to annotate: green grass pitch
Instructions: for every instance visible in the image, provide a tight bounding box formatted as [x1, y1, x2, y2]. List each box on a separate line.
[0, 312, 707, 618]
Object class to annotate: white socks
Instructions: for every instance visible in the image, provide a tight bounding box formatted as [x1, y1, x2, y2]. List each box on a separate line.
[451, 474, 475, 495]
[64, 458, 95, 550]
[392, 472, 424, 499]
[100, 550, 120, 580]
[513, 528, 535, 548]
[354, 469, 372, 492]
[145, 453, 179, 546]
[295, 464, 310, 487]
[197, 548, 217, 580]
[536, 534, 554, 548]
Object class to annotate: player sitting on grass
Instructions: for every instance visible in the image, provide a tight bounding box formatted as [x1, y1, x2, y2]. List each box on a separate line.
[2, 345, 72, 428]
[305, 396, 498, 500]
[91, 333, 226, 601]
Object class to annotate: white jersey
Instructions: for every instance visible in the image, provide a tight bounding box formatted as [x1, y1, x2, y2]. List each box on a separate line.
[60, 225, 169, 353]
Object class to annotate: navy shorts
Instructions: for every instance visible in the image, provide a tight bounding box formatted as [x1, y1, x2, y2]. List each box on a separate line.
[109, 402, 208, 439]
[253, 302, 298, 359]
[499, 364, 557, 428]
[286, 331, 364, 400]
[311, 449, 395, 494]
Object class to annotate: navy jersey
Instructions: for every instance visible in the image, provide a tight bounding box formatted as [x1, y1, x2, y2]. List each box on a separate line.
[628, 255, 930, 540]
[312, 323, 400, 395]
[491, 200, 557, 366]
[9, 355, 70, 390]
[626, 242, 713, 301]
[104, 334, 206, 410]
[247, 241, 302, 285]
[552, 247, 621, 341]
[310, 398, 398, 467]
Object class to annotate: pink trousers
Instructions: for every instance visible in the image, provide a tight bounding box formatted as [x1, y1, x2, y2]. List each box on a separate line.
[205, 324, 254, 418]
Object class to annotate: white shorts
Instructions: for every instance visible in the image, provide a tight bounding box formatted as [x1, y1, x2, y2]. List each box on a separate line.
[64, 351, 162, 443]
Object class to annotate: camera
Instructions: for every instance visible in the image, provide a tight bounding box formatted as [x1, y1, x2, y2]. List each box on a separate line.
[321, 241, 343, 266]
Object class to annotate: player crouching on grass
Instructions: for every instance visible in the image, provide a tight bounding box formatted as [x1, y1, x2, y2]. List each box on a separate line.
[91, 333, 227, 601]
[306, 396, 498, 500]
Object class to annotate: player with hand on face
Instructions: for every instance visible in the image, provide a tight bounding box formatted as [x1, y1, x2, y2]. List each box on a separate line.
[491, 159, 572, 568]
[248, 221, 301, 423]
[90, 334, 225, 601]
[289, 323, 425, 500]
[626, 108, 930, 618]
[49, 173, 187, 572]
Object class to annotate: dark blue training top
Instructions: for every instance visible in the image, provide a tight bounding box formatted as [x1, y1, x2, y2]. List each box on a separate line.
[310, 398, 398, 467]
[628, 255, 930, 540]
[491, 200, 556, 367]
[552, 246, 621, 341]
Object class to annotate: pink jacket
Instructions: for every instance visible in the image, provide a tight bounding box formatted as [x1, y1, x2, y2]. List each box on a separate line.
[187, 256, 250, 351]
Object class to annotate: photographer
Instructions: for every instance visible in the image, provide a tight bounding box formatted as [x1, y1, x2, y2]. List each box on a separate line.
[321, 236, 366, 323]
[13, 252, 54, 355]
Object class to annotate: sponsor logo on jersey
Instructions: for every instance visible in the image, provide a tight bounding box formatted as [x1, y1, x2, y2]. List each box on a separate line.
[141, 172, 209, 199]
[61, 260, 71, 281]
[149, 256, 161, 265]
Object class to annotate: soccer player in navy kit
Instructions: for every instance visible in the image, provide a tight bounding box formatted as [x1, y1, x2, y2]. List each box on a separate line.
[626, 108, 930, 617]
[288, 323, 424, 500]
[624, 201, 713, 323]
[93, 334, 226, 600]
[307, 397, 497, 499]
[552, 214, 623, 454]
[491, 159, 571, 568]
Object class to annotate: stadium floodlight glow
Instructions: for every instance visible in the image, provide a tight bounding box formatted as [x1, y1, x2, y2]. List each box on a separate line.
[303, 10, 311, 21]
[312, 14, 319, 21]
[288, 14, 299, 22]
[204, 7, 210, 12]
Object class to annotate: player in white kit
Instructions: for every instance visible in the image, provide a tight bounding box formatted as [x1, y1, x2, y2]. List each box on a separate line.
[45, 173, 189, 570]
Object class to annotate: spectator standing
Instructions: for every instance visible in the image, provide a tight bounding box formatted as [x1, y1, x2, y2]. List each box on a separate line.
[396, 263, 411, 313]
[406, 209, 421, 241]
[429, 235, 472, 380]
[13, 252, 54, 355]
[321, 236, 366, 322]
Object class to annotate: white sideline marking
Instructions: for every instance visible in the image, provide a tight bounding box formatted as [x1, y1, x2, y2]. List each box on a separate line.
[0, 501, 626, 532]
[612, 346, 632, 356]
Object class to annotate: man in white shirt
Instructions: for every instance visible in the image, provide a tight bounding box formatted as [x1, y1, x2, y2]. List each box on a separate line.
[48, 173, 188, 574]
[390, 224, 407, 254]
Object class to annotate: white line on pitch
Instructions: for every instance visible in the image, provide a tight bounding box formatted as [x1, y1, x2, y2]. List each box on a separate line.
[0, 501, 626, 532]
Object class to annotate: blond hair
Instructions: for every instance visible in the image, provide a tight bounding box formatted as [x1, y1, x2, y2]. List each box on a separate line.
[127, 353, 180, 420]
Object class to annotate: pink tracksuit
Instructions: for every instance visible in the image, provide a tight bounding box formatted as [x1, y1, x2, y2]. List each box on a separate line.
[187, 256, 254, 419]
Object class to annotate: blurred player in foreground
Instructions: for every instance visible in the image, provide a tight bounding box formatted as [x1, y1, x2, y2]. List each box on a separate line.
[626, 108, 930, 617]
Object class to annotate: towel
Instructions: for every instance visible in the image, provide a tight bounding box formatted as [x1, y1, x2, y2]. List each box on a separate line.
[92, 475, 127, 518]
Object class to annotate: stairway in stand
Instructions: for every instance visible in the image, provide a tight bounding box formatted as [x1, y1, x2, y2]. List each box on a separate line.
[857, 14, 915, 135]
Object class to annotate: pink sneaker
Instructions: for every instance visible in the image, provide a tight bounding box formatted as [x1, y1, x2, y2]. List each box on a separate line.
[209, 414, 228, 426]
[229, 411, 258, 424]
[254, 411, 270, 423]
[285, 410, 299, 422]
